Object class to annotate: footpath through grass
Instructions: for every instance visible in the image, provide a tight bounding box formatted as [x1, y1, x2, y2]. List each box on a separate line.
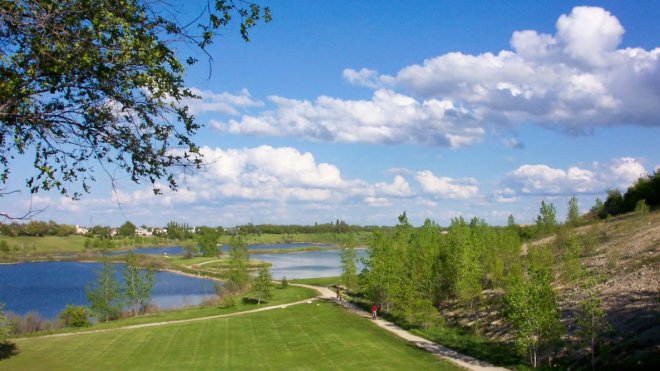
[5, 301, 459, 370]
[16, 285, 318, 336]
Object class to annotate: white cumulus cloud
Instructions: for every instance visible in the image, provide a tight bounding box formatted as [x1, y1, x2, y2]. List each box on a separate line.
[386, 6, 659, 130]
[505, 157, 648, 195]
[214, 89, 485, 148]
[214, 6, 658, 148]
[183, 88, 263, 116]
[110, 146, 426, 210]
[415, 171, 479, 199]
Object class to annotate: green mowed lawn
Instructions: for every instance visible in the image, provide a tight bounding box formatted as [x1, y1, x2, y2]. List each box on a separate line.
[5, 301, 458, 370]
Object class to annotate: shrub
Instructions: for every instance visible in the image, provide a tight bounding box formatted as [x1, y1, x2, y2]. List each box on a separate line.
[59, 305, 91, 328]
[280, 276, 289, 289]
[0, 304, 8, 343]
[222, 295, 237, 308]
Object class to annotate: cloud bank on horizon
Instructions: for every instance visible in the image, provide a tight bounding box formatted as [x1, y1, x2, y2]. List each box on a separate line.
[8, 5, 659, 227]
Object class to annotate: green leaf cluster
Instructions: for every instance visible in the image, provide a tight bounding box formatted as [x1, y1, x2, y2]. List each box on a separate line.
[504, 246, 563, 368]
[252, 266, 272, 304]
[361, 213, 522, 324]
[58, 305, 90, 328]
[227, 235, 250, 290]
[0, 0, 270, 212]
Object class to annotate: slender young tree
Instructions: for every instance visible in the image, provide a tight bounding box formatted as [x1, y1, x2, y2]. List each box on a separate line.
[536, 201, 558, 236]
[227, 235, 250, 290]
[575, 273, 611, 371]
[507, 214, 517, 228]
[253, 266, 273, 304]
[123, 251, 154, 317]
[505, 246, 564, 368]
[340, 234, 358, 291]
[86, 255, 122, 322]
[567, 195, 580, 226]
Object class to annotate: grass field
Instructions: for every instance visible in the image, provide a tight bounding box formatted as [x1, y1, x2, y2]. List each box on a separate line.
[0, 235, 176, 256]
[14, 286, 318, 337]
[4, 301, 458, 370]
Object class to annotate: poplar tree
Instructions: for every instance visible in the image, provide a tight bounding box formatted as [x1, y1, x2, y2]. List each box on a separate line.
[575, 274, 611, 371]
[362, 230, 397, 312]
[567, 195, 580, 226]
[536, 201, 558, 236]
[339, 234, 358, 291]
[252, 266, 273, 304]
[505, 246, 563, 368]
[123, 251, 154, 317]
[86, 255, 122, 322]
[227, 235, 250, 290]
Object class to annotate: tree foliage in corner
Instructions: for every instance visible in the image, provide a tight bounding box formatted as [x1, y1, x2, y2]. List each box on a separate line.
[0, 0, 271, 216]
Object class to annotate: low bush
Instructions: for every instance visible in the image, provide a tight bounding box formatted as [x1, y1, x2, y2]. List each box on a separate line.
[59, 305, 91, 328]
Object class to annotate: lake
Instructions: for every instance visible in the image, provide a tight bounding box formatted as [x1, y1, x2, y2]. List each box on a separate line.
[0, 244, 368, 319]
[251, 249, 367, 280]
[0, 261, 217, 319]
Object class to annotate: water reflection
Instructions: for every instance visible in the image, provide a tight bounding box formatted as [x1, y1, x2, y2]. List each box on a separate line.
[252, 249, 367, 279]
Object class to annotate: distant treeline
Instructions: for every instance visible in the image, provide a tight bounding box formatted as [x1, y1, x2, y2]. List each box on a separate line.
[595, 170, 659, 219]
[0, 220, 76, 237]
[234, 220, 383, 235]
[0, 219, 383, 239]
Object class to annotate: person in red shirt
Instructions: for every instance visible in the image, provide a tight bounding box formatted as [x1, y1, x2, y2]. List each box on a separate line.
[371, 305, 378, 320]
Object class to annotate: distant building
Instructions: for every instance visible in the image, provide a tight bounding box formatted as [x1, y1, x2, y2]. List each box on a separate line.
[135, 227, 152, 237]
[75, 225, 89, 235]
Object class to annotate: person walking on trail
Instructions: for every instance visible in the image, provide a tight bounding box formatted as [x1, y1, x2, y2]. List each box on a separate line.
[336, 286, 341, 301]
[371, 305, 378, 320]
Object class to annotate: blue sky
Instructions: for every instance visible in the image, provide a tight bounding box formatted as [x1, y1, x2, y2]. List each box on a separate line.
[5, 1, 660, 227]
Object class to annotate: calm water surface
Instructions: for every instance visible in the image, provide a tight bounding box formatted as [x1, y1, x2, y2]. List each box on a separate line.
[0, 243, 366, 318]
[251, 249, 367, 279]
[0, 262, 216, 319]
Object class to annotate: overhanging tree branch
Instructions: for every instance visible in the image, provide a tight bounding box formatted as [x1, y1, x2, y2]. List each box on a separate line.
[0, 0, 271, 218]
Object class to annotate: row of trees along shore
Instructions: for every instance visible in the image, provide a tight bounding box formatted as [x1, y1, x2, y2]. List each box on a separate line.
[0, 219, 376, 238]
